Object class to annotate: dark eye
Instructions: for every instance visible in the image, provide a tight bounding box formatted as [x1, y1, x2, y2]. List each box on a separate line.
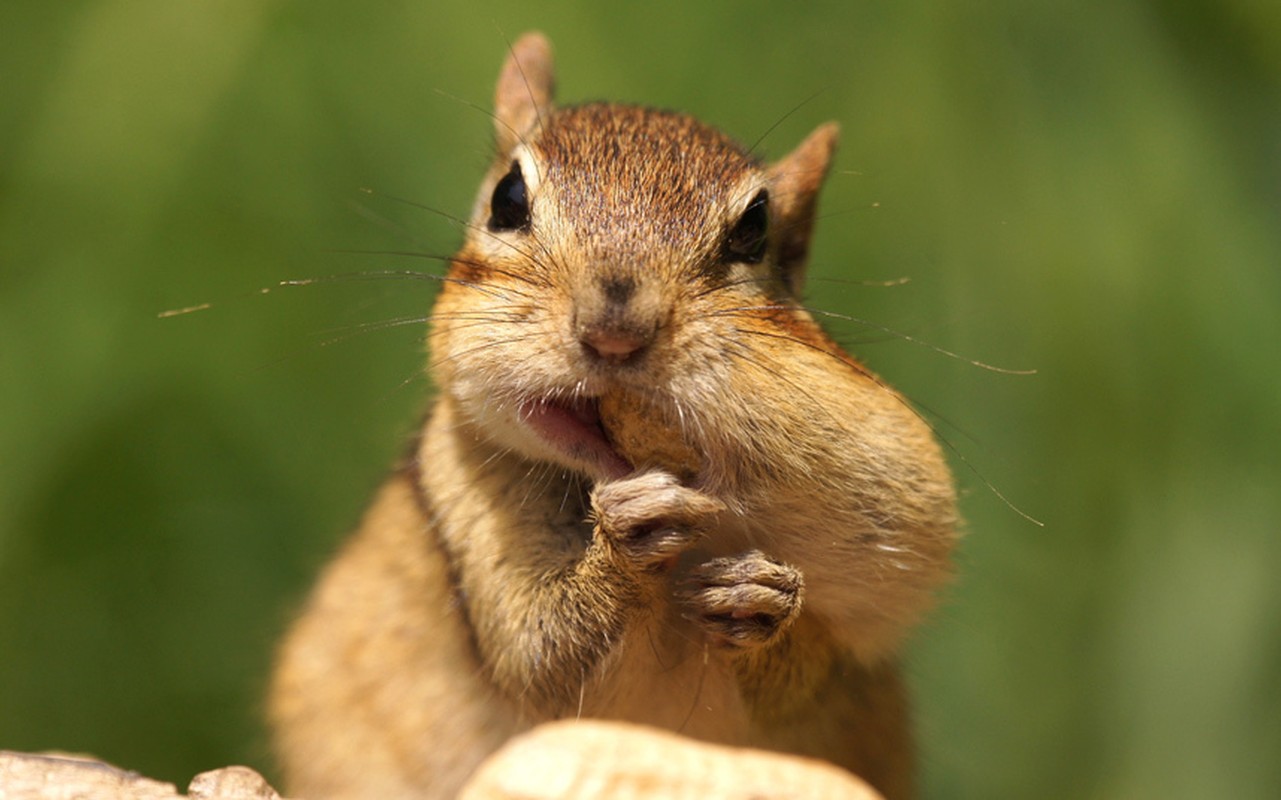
[487, 161, 530, 232]
[723, 190, 769, 263]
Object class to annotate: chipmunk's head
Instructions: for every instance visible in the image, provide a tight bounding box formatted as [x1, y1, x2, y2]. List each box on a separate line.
[432, 32, 841, 482]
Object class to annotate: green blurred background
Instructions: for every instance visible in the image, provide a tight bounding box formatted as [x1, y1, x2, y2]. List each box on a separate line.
[2, 1, 1278, 797]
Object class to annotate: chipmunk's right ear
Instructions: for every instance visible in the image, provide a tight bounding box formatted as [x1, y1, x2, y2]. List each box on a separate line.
[494, 32, 556, 155]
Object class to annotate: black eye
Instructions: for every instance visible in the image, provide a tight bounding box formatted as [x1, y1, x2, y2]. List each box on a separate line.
[723, 190, 769, 263]
[487, 161, 530, 232]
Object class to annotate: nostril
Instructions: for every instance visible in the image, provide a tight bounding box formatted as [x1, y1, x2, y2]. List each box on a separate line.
[580, 328, 649, 363]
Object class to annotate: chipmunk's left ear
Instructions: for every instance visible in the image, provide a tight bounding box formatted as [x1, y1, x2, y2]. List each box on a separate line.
[768, 122, 839, 295]
[494, 32, 556, 155]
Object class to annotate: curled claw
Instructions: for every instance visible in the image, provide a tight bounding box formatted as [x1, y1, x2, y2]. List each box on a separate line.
[590, 470, 725, 571]
[680, 551, 804, 648]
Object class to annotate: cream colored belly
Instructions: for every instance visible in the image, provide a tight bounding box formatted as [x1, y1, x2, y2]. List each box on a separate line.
[579, 615, 751, 745]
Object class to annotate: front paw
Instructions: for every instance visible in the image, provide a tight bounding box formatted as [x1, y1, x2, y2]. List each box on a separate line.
[590, 470, 725, 572]
[680, 551, 804, 649]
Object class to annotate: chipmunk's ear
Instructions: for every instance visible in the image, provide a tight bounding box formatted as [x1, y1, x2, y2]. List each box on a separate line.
[768, 122, 839, 295]
[494, 32, 556, 155]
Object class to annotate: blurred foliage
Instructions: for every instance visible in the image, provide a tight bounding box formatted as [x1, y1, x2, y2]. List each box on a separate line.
[2, 1, 1279, 798]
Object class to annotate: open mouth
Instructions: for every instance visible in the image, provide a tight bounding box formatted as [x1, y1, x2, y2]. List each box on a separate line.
[518, 396, 632, 480]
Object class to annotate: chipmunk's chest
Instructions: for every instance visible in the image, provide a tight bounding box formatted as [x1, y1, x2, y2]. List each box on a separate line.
[578, 609, 753, 744]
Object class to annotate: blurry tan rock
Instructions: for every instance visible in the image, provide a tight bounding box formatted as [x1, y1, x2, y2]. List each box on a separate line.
[187, 766, 281, 800]
[0, 751, 283, 800]
[2, 723, 881, 799]
[458, 720, 884, 800]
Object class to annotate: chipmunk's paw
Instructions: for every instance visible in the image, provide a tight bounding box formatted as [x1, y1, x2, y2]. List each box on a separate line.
[680, 551, 804, 648]
[590, 470, 724, 572]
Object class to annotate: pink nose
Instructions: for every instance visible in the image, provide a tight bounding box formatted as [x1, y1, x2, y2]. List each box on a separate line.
[580, 328, 649, 363]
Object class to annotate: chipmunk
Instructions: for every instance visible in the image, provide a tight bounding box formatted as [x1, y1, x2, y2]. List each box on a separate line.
[268, 32, 957, 800]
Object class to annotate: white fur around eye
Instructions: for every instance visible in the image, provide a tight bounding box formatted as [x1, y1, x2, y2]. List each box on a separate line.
[512, 144, 543, 196]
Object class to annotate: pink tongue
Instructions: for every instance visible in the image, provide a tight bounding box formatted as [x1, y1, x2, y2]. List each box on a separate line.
[520, 398, 632, 480]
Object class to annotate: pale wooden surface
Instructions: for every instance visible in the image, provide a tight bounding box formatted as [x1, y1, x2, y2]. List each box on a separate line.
[0, 752, 282, 800]
[2, 721, 883, 800]
[460, 720, 884, 800]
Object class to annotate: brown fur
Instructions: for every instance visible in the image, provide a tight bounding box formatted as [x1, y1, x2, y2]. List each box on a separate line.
[270, 32, 956, 800]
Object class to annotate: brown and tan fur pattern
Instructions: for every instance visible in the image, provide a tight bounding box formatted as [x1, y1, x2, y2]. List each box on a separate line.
[269, 32, 957, 800]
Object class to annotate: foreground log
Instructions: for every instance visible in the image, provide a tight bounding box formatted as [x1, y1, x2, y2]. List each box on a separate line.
[0, 751, 281, 799]
[2, 720, 882, 800]
[462, 720, 882, 800]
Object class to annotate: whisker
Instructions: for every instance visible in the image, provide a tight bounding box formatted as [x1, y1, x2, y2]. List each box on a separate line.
[806, 274, 912, 288]
[477, 443, 515, 472]
[431, 86, 534, 177]
[690, 274, 764, 301]
[426, 330, 546, 373]
[330, 249, 547, 292]
[362, 353, 434, 410]
[276, 268, 440, 284]
[358, 188, 554, 279]
[240, 314, 451, 376]
[330, 313, 525, 348]
[676, 644, 712, 735]
[747, 88, 827, 156]
[721, 337, 853, 434]
[157, 303, 212, 318]
[277, 270, 520, 303]
[313, 314, 432, 343]
[721, 324, 870, 379]
[709, 304, 1036, 375]
[813, 205, 875, 224]
[324, 249, 546, 297]
[346, 197, 436, 251]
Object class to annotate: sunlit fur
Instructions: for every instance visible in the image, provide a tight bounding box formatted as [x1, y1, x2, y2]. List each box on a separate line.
[270, 32, 956, 800]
